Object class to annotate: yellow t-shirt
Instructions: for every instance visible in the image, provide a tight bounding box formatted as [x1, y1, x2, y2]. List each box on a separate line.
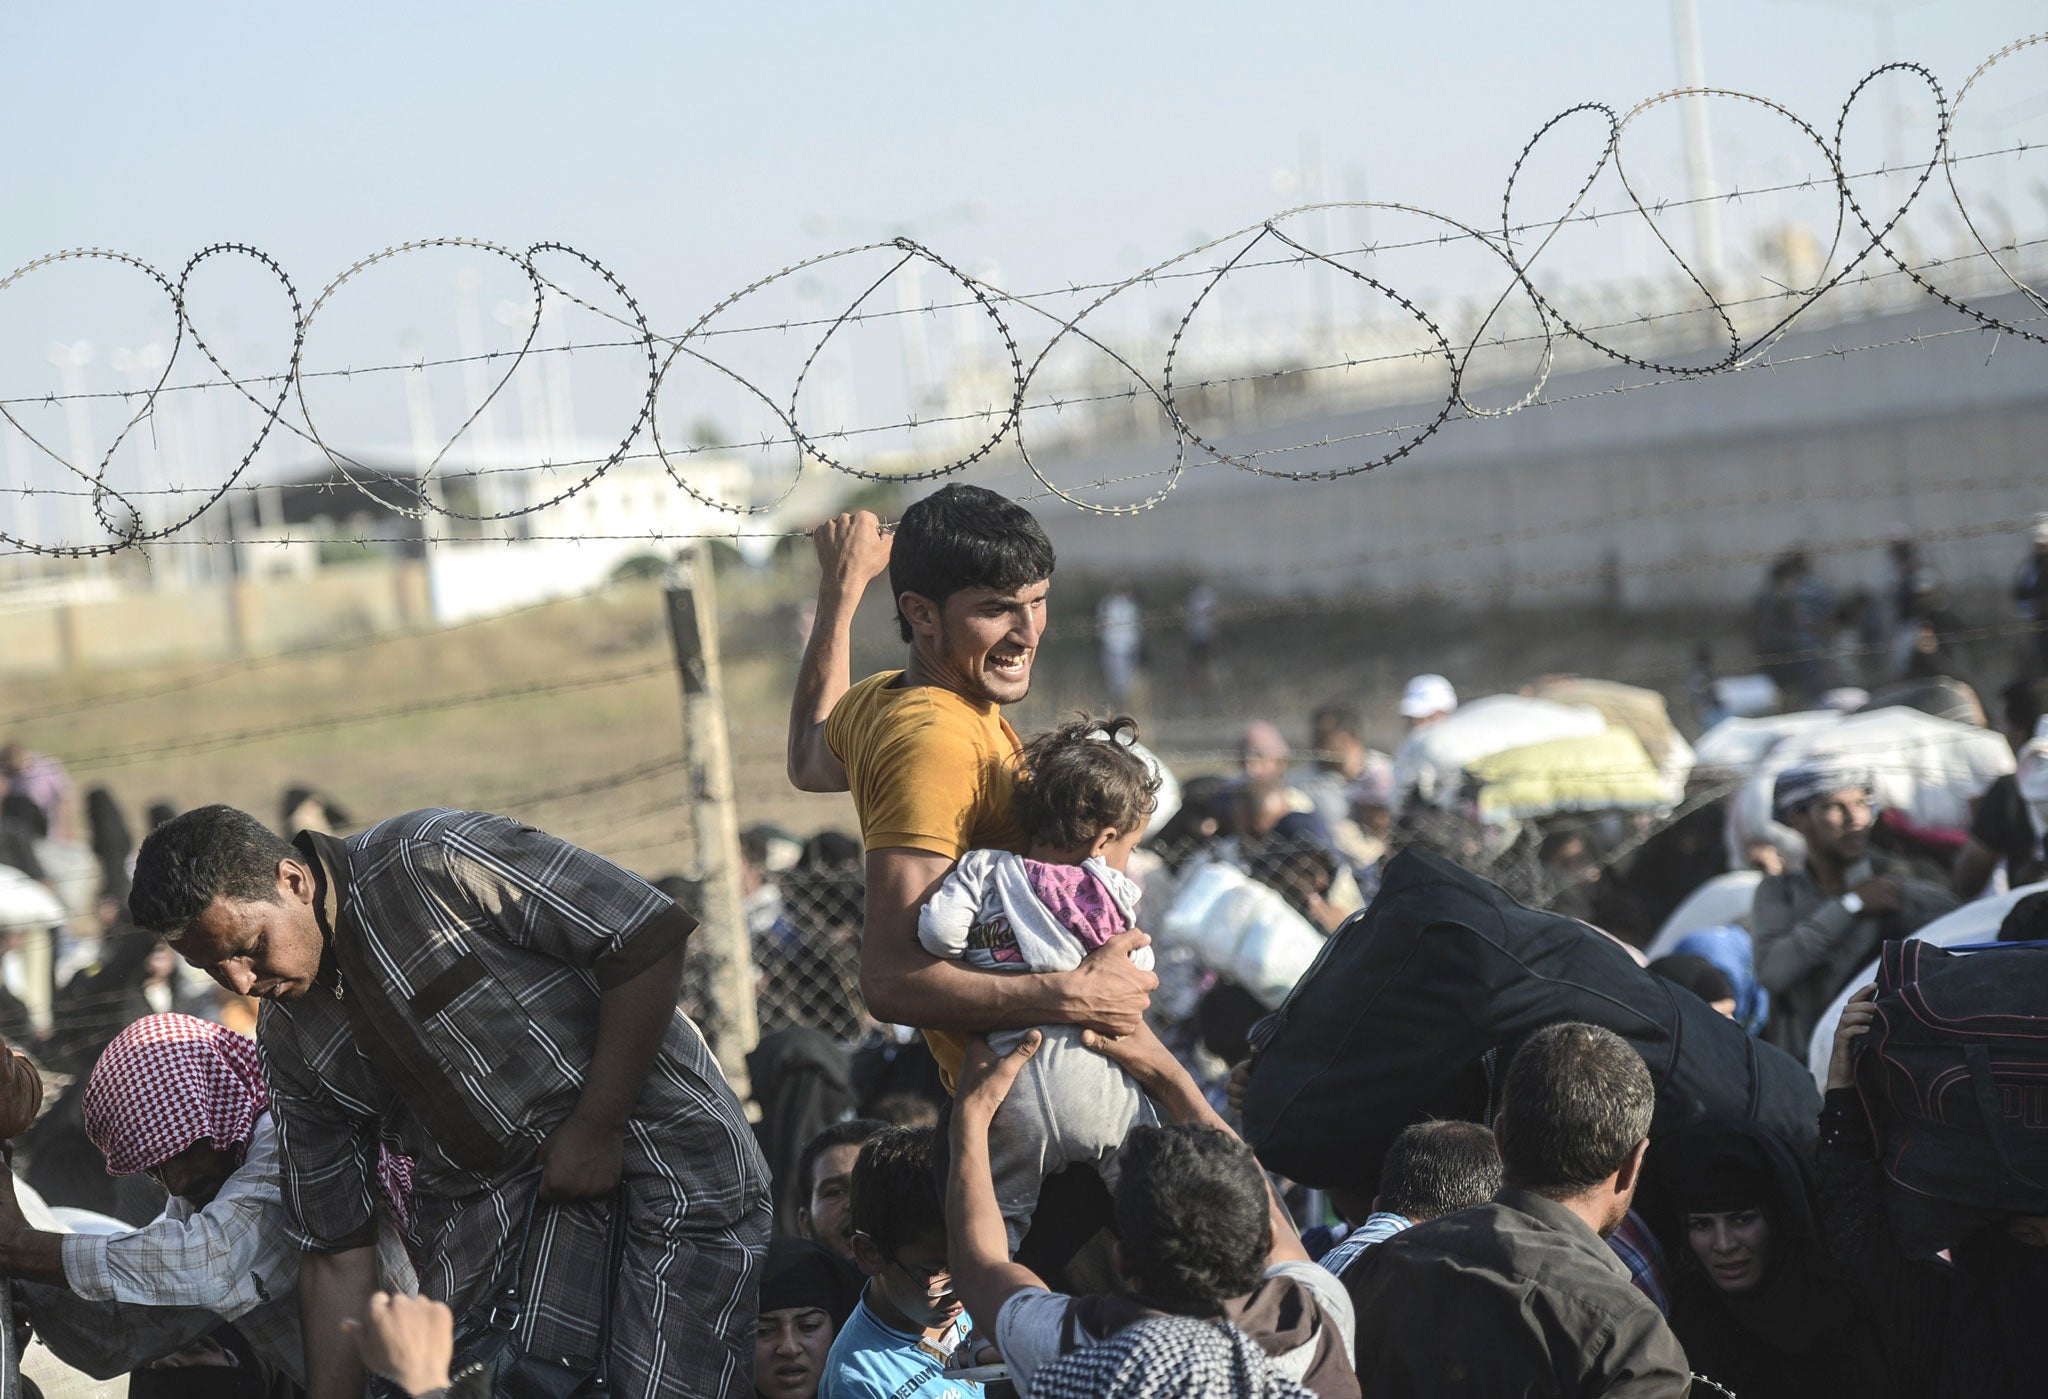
[825, 669, 1027, 1085]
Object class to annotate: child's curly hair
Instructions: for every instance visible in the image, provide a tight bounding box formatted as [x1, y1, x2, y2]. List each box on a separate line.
[1013, 714, 1162, 851]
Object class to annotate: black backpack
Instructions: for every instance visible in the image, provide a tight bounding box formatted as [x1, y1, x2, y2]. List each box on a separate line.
[1243, 847, 1819, 1192]
[1854, 938, 2048, 1256]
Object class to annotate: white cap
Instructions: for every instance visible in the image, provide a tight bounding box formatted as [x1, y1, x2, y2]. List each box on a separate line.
[1400, 673, 1458, 719]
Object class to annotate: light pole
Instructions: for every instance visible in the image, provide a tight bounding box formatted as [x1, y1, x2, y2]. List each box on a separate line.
[1669, 0, 1726, 288]
[44, 340, 103, 569]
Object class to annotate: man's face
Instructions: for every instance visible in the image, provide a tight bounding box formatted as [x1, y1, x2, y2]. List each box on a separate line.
[910, 579, 1049, 707]
[1793, 788, 1873, 865]
[853, 1228, 962, 1332]
[754, 1306, 834, 1399]
[798, 1143, 863, 1262]
[172, 862, 326, 1001]
[153, 1140, 240, 1208]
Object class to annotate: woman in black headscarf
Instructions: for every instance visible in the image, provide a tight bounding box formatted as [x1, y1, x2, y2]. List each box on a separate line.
[754, 1237, 857, 1399]
[1654, 1118, 1897, 1399]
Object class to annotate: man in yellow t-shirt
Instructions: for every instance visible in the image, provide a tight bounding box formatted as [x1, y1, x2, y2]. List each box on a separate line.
[787, 484, 1155, 1088]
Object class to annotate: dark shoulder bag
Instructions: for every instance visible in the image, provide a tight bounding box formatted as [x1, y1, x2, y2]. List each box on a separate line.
[449, 1179, 628, 1399]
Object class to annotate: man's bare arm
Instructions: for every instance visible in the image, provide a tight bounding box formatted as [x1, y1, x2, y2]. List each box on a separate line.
[1085, 1023, 1309, 1267]
[787, 512, 892, 792]
[948, 1033, 1051, 1332]
[859, 848, 1155, 1037]
[301, 1246, 379, 1399]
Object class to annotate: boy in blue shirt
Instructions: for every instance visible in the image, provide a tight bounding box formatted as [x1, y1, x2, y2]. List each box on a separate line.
[821, 1126, 981, 1399]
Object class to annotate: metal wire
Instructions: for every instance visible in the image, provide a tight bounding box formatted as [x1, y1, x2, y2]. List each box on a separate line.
[0, 33, 2042, 556]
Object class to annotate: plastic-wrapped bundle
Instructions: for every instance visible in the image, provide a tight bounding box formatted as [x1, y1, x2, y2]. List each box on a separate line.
[1392, 694, 1607, 811]
[1158, 860, 1325, 1010]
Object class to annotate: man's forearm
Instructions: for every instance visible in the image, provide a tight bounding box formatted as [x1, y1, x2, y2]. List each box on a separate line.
[574, 942, 685, 1129]
[786, 582, 861, 791]
[301, 1246, 378, 1399]
[863, 955, 1080, 1034]
[0, 1227, 69, 1287]
[946, 1105, 1045, 1330]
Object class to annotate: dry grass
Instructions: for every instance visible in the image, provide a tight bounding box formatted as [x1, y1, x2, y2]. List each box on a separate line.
[3, 571, 860, 878]
[4, 555, 1770, 878]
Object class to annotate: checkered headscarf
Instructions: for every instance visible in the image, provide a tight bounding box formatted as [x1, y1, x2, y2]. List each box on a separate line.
[84, 1014, 266, 1176]
[1771, 760, 1873, 823]
[1027, 1317, 1316, 1399]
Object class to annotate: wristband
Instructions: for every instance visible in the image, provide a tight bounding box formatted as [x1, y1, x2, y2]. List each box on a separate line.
[1840, 891, 1865, 916]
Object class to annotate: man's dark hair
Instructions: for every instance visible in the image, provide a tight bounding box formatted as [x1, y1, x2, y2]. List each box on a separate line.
[1496, 1022, 1654, 1198]
[129, 804, 300, 938]
[1114, 1124, 1270, 1313]
[1310, 704, 1362, 747]
[849, 1125, 943, 1254]
[888, 484, 1056, 643]
[1013, 715, 1161, 850]
[2001, 677, 2048, 736]
[796, 1117, 888, 1207]
[1999, 891, 2048, 944]
[1647, 953, 1735, 1008]
[1377, 1120, 1502, 1222]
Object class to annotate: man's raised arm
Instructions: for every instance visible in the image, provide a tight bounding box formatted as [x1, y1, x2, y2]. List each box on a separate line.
[787, 512, 892, 792]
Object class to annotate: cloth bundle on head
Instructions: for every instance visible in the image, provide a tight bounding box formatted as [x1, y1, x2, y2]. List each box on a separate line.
[760, 1237, 857, 1328]
[84, 1012, 413, 1225]
[1770, 760, 1873, 823]
[1027, 1316, 1315, 1399]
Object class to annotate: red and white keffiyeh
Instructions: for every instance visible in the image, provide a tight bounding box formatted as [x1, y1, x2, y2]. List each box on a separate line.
[84, 1013, 265, 1176]
[83, 1012, 413, 1227]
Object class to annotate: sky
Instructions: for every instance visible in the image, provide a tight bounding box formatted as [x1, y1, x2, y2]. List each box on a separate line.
[1, 1, 2041, 540]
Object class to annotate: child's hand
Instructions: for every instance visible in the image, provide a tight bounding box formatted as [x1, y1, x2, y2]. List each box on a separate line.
[1080, 1019, 1174, 1085]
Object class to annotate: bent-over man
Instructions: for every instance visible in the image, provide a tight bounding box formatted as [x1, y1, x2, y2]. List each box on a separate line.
[130, 805, 771, 1399]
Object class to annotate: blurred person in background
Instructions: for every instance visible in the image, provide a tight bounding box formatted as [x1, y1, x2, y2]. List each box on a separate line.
[1953, 678, 2048, 899]
[1184, 582, 1218, 695]
[2, 740, 75, 843]
[1097, 582, 1143, 707]
[1753, 762, 1959, 1054]
[2013, 512, 2048, 674]
[1398, 674, 1457, 733]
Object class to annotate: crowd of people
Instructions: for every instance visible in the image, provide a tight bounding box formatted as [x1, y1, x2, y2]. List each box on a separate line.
[0, 483, 2041, 1397]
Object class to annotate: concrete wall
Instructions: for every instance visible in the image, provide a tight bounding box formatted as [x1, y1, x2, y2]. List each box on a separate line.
[0, 560, 430, 677]
[990, 288, 2048, 613]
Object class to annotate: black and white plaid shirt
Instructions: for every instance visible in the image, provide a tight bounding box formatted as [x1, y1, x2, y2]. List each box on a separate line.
[259, 809, 769, 1397]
